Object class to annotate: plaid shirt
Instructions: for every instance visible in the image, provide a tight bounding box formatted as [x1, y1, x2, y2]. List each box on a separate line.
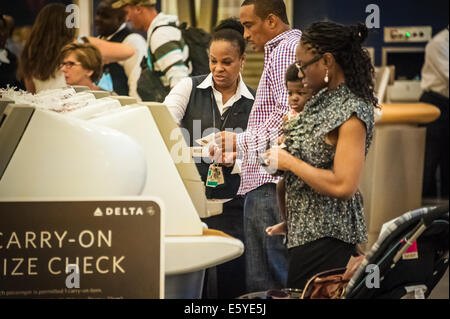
[236, 29, 302, 195]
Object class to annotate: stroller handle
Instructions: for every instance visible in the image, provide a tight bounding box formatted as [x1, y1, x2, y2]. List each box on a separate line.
[423, 205, 449, 227]
[393, 205, 448, 263]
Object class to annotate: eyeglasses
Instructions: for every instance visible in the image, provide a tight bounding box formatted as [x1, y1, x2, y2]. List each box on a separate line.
[295, 54, 323, 78]
[59, 61, 81, 69]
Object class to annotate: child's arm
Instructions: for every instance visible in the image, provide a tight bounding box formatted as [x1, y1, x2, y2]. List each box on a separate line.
[266, 177, 288, 237]
[277, 177, 287, 222]
[266, 222, 287, 236]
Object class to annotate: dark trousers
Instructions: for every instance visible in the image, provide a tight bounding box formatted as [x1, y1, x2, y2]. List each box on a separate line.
[287, 237, 357, 290]
[420, 91, 449, 199]
[201, 197, 246, 299]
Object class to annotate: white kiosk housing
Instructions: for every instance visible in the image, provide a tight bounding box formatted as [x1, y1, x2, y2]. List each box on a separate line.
[0, 93, 244, 299]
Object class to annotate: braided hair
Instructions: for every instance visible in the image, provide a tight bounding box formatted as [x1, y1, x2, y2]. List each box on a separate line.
[301, 21, 378, 107]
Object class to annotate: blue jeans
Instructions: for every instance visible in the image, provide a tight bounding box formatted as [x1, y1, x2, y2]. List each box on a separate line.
[243, 183, 287, 292]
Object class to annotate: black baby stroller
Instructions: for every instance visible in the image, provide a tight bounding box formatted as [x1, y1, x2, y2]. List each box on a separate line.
[344, 205, 449, 299]
[238, 205, 448, 300]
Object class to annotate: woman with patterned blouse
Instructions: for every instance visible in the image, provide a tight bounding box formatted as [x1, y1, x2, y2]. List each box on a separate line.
[265, 21, 378, 289]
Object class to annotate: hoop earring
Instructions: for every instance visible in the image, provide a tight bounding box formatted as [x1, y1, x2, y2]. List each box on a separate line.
[324, 69, 329, 83]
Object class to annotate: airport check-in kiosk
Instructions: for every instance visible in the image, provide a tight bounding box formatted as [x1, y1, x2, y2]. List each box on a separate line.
[0, 92, 244, 299]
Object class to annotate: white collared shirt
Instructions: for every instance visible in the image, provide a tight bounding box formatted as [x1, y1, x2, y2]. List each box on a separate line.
[421, 28, 449, 98]
[164, 73, 254, 125]
[0, 49, 10, 65]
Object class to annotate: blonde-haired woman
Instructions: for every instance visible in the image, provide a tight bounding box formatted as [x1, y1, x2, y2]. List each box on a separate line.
[60, 43, 103, 91]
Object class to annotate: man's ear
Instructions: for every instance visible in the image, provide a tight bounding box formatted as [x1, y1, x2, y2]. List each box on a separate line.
[265, 13, 278, 30]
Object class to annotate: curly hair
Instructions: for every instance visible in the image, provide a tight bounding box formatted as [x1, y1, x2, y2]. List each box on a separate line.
[285, 63, 301, 86]
[300, 21, 378, 107]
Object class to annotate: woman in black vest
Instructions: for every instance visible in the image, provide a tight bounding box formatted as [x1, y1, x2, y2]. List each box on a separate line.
[164, 18, 255, 299]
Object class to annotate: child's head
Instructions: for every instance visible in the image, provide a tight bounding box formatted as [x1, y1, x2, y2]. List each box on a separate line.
[285, 63, 311, 113]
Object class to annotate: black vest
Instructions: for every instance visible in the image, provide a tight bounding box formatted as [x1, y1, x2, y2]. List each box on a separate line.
[103, 27, 132, 96]
[181, 75, 255, 199]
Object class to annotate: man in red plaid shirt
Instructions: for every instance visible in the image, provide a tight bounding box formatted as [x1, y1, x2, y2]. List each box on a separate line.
[213, 0, 302, 293]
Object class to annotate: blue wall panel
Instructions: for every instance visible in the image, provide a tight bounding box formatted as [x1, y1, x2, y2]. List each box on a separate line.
[293, 0, 449, 66]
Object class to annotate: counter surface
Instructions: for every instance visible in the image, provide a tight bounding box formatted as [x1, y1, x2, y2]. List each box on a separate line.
[378, 103, 440, 124]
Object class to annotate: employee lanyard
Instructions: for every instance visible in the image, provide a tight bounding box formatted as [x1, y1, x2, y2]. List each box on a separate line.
[210, 89, 237, 131]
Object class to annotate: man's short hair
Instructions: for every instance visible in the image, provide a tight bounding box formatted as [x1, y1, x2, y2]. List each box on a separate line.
[241, 0, 290, 25]
[100, 0, 127, 22]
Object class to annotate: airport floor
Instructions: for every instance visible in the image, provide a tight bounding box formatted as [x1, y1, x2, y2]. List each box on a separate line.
[428, 269, 449, 299]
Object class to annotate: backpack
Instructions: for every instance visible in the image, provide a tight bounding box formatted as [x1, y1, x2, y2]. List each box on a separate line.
[177, 22, 211, 76]
[137, 52, 170, 102]
[150, 22, 211, 76]
[137, 22, 211, 102]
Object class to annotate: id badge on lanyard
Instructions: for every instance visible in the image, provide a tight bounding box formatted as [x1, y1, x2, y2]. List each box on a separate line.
[206, 163, 225, 188]
[206, 90, 234, 188]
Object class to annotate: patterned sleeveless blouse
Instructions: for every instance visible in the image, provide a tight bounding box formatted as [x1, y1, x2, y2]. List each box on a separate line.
[283, 84, 375, 249]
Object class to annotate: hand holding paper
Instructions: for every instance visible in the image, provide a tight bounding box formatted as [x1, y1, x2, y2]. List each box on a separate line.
[209, 144, 236, 167]
[214, 131, 237, 153]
